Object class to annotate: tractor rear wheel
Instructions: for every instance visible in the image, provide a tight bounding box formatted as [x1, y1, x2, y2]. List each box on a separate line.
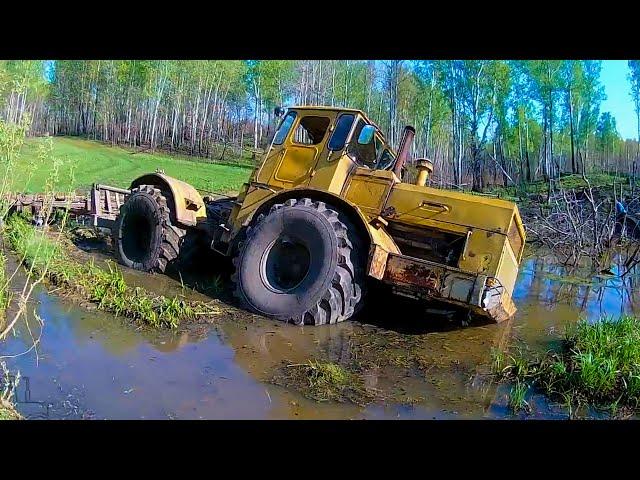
[231, 198, 366, 326]
[112, 185, 185, 273]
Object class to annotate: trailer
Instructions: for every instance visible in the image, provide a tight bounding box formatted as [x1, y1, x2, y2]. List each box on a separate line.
[8, 183, 130, 229]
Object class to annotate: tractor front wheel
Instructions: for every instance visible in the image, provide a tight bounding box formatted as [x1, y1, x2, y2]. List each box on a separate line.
[231, 198, 366, 326]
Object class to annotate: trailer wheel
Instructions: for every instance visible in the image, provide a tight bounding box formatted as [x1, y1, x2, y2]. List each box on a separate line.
[231, 198, 366, 326]
[112, 185, 185, 273]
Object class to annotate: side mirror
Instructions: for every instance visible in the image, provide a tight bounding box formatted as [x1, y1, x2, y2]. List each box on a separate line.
[357, 125, 376, 145]
[274, 106, 286, 117]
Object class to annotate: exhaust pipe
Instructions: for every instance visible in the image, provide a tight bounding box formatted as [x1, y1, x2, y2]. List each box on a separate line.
[393, 126, 416, 180]
[415, 158, 434, 187]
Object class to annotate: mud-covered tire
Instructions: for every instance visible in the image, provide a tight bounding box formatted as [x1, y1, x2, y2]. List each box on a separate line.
[231, 198, 366, 326]
[112, 185, 185, 273]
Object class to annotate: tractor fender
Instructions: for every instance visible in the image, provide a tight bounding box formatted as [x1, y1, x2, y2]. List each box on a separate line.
[241, 187, 400, 280]
[129, 173, 206, 228]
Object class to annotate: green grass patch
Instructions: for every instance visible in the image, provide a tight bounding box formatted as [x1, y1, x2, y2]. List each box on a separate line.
[12, 136, 253, 194]
[3, 216, 220, 328]
[0, 404, 21, 420]
[0, 251, 8, 326]
[194, 274, 225, 297]
[496, 316, 640, 417]
[508, 380, 530, 413]
[272, 360, 376, 406]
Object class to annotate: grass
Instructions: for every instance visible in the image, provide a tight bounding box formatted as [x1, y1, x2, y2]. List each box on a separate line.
[3, 216, 220, 329]
[0, 405, 20, 420]
[0, 251, 8, 328]
[272, 360, 376, 406]
[496, 315, 640, 417]
[0, 361, 21, 420]
[195, 275, 225, 297]
[509, 380, 530, 413]
[11, 136, 253, 194]
[0, 397, 21, 420]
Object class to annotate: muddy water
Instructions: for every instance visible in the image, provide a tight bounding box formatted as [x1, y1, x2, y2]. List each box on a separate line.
[3, 246, 638, 419]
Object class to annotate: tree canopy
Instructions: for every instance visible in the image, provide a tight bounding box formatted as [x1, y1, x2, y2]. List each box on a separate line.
[1, 59, 639, 191]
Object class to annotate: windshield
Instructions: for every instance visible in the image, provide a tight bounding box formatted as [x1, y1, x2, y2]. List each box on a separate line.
[328, 113, 355, 151]
[272, 111, 297, 145]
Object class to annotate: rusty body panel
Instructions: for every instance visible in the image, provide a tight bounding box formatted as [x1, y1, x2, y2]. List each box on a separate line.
[8, 184, 129, 229]
[382, 253, 516, 323]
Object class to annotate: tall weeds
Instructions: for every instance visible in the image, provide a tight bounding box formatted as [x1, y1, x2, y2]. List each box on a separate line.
[0, 114, 71, 419]
[496, 316, 640, 417]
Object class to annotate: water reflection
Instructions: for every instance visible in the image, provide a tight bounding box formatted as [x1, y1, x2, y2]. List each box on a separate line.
[514, 255, 639, 332]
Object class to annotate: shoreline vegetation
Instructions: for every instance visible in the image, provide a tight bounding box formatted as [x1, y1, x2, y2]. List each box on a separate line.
[3, 216, 221, 329]
[1, 360, 21, 420]
[495, 316, 640, 418]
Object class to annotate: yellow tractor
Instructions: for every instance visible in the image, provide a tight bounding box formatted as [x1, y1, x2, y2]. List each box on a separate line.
[112, 106, 525, 326]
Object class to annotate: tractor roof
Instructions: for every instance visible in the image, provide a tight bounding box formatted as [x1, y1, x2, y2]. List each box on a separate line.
[288, 105, 379, 129]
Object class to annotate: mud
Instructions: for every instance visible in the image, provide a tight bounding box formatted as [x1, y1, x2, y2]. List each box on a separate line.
[2, 233, 639, 419]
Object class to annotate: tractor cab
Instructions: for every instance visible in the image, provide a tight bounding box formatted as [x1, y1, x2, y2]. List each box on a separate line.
[254, 106, 397, 189]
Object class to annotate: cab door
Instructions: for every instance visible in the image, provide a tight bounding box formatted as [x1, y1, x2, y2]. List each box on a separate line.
[256, 110, 297, 185]
[258, 112, 333, 189]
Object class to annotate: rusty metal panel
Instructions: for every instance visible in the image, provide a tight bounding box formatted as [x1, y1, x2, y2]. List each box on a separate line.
[367, 244, 389, 280]
[384, 254, 449, 297]
[383, 253, 517, 323]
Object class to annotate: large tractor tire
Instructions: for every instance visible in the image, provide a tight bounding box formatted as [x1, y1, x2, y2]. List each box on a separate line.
[112, 185, 186, 273]
[231, 198, 366, 326]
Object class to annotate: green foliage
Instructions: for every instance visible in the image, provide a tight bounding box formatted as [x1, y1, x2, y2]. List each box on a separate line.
[4, 215, 61, 267]
[508, 380, 530, 413]
[274, 360, 375, 405]
[4, 216, 219, 329]
[1, 59, 639, 193]
[198, 275, 224, 297]
[497, 316, 640, 416]
[628, 60, 640, 140]
[0, 252, 7, 324]
[595, 112, 622, 154]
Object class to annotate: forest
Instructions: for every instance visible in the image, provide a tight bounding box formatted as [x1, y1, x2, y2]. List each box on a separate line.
[2, 60, 640, 192]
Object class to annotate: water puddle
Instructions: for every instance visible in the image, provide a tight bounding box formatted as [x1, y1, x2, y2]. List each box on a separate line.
[2, 245, 638, 419]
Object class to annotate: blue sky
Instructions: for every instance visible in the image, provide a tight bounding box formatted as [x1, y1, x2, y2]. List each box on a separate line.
[601, 60, 637, 140]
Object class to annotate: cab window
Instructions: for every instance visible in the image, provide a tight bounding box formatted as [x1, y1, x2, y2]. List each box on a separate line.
[328, 113, 355, 151]
[292, 116, 331, 145]
[377, 149, 396, 170]
[273, 111, 296, 145]
[347, 119, 377, 167]
[374, 135, 384, 161]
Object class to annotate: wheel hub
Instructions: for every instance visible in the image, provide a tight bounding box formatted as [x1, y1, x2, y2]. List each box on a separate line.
[261, 235, 311, 292]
